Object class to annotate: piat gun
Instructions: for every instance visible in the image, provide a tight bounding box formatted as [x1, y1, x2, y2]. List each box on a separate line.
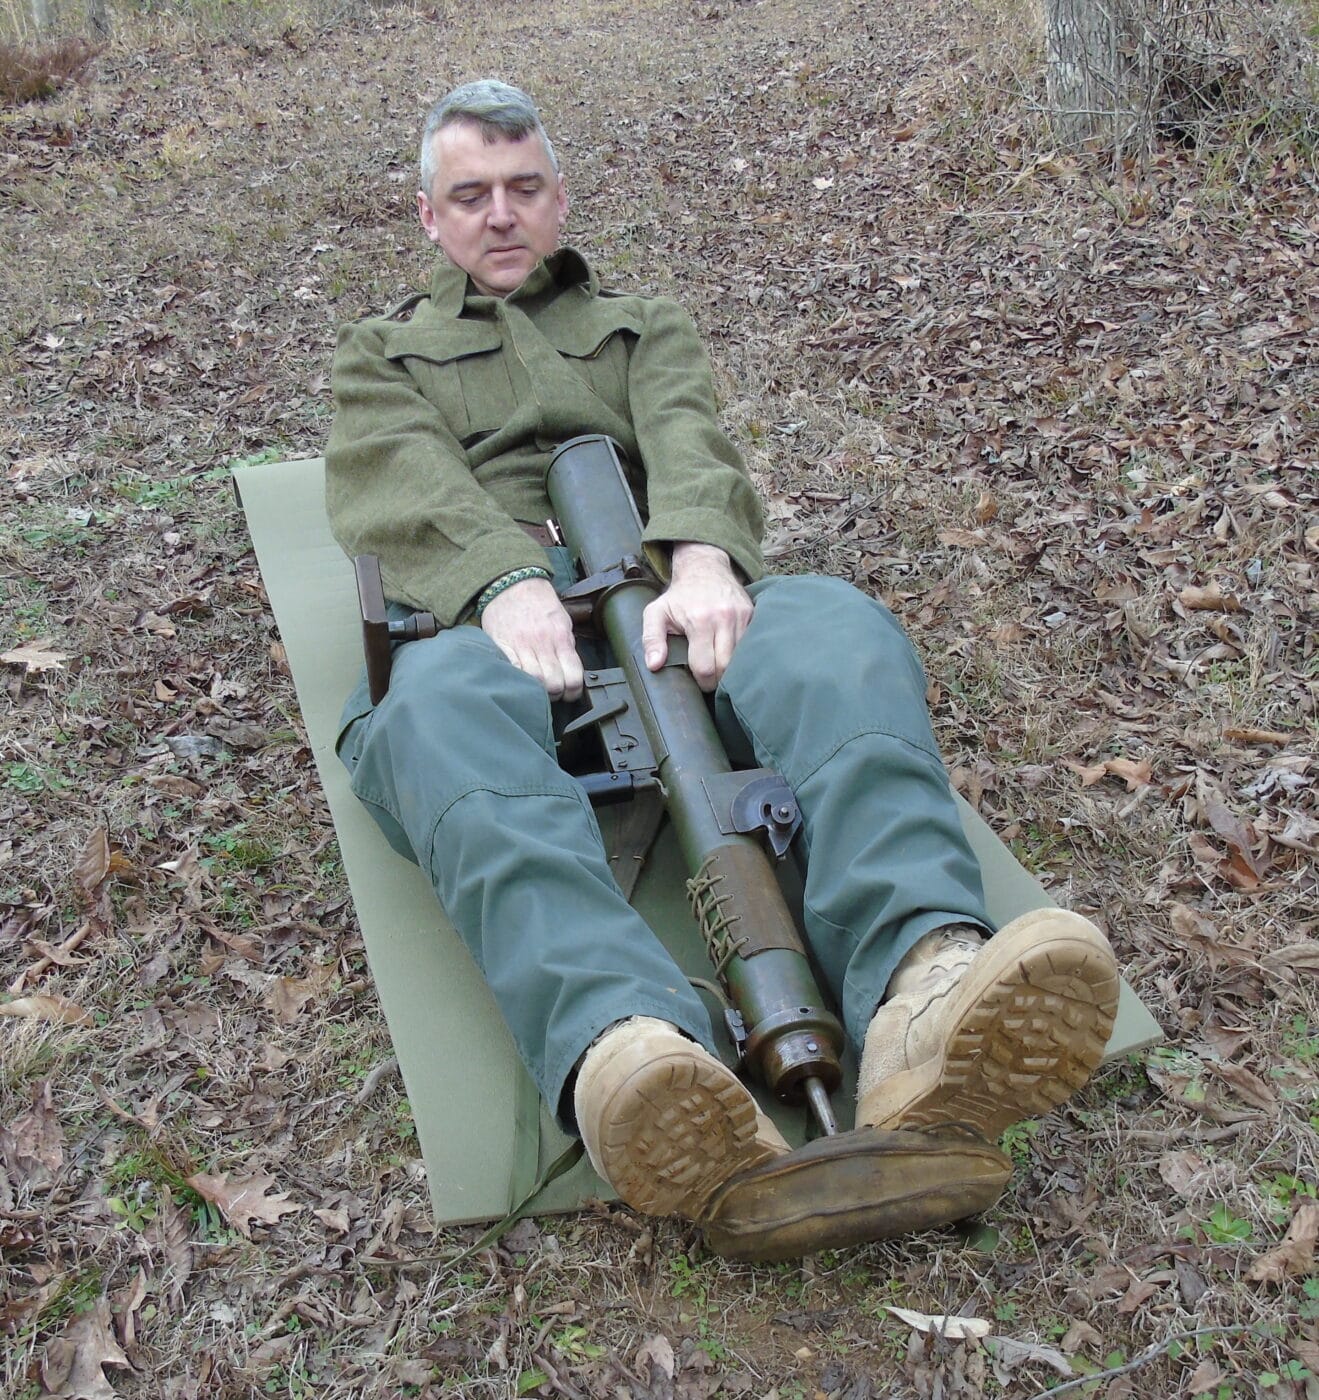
[354, 433, 845, 1138]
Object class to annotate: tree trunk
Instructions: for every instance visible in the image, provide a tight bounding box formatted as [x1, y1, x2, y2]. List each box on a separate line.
[1045, 0, 1154, 147]
[86, 0, 111, 37]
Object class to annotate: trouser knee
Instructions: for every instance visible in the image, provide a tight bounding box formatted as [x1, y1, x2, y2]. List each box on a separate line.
[720, 575, 939, 775]
[340, 627, 576, 861]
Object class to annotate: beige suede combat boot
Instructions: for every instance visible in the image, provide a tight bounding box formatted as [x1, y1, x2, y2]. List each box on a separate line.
[574, 1017, 789, 1220]
[857, 909, 1120, 1141]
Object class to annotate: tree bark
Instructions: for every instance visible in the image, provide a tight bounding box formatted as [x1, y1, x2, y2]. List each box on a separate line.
[1046, 0, 1152, 147]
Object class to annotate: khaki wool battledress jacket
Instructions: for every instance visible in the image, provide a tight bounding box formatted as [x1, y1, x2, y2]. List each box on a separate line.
[326, 247, 766, 628]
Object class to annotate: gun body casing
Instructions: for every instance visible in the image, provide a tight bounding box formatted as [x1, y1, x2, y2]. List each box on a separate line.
[547, 436, 844, 1123]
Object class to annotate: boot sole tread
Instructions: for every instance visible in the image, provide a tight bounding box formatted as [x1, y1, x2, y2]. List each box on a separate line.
[861, 919, 1120, 1140]
[596, 1055, 774, 1218]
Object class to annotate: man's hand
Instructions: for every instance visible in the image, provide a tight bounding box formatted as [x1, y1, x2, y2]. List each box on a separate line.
[642, 543, 753, 692]
[481, 577, 584, 701]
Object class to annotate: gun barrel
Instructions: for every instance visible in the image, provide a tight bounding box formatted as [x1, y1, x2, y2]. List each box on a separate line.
[547, 436, 844, 1117]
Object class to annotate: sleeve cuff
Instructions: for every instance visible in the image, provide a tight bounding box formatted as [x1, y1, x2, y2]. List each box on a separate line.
[384, 528, 552, 628]
[642, 508, 764, 585]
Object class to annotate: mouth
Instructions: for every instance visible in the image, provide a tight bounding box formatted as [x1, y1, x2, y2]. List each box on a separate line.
[487, 245, 525, 256]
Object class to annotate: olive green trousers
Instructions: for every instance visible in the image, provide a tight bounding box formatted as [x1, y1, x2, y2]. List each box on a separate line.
[337, 574, 990, 1128]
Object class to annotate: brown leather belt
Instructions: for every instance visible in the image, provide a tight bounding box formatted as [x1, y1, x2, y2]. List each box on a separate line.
[521, 520, 561, 548]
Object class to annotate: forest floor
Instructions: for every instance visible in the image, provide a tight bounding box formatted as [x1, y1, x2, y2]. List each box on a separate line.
[1, 0, 1316, 1396]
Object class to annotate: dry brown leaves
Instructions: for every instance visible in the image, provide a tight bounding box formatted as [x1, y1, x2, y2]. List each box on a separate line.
[0, 0, 1315, 1396]
[184, 1170, 301, 1238]
[38, 1296, 133, 1400]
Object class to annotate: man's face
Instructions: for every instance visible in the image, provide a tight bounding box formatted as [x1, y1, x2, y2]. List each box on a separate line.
[418, 121, 567, 297]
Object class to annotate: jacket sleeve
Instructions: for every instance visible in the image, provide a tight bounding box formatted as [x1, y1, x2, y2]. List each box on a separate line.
[626, 297, 765, 582]
[325, 318, 549, 627]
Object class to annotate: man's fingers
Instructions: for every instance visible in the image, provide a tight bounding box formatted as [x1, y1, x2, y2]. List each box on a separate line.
[559, 645, 585, 702]
[641, 597, 671, 672]
[711, 618, 738, 686]
[481, 577, 584, 699]
[687, 645, 717, 691]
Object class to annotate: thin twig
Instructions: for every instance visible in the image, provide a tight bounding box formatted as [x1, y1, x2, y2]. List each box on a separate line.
[353, 1054, 399, 1105]
[1026, 1324, 1265, 1399]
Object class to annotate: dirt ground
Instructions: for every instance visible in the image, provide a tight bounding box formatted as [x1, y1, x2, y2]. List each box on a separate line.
[1, 0, 1317, 1396]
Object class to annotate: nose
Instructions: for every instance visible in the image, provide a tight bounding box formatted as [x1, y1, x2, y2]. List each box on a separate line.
[487, 186, 515, 229]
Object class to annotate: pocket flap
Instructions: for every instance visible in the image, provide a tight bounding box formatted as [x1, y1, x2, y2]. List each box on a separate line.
[543, 300, 644, 359]
[383, 321, 503, 364]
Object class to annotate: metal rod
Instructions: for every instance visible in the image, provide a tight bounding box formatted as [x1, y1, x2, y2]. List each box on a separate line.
[803, 1076, 839, 1137]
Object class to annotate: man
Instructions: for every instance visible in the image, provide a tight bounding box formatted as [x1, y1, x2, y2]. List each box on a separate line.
[326, 80, 1120, 1253]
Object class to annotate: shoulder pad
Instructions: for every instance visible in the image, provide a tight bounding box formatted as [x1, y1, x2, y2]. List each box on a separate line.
[382, 290, 430, 322]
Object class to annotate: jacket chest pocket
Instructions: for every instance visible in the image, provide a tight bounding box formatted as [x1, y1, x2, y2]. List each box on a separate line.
[557, 330, 633, 419]
[400, 352, 519, 444]
[383, 322, 513, 446]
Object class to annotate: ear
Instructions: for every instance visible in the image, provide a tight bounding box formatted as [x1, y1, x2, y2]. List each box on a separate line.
[555, 174, 569, 231]
[417, 189, 441, 246]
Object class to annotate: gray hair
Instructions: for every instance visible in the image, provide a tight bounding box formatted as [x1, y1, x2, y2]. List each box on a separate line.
[419, 80, 560, 196]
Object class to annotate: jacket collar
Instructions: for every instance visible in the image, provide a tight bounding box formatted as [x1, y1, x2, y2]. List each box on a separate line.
[429, 246, 597, 319]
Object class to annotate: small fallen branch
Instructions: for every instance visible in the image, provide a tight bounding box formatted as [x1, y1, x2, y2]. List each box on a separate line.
[1027, 1324, 1267, 1399]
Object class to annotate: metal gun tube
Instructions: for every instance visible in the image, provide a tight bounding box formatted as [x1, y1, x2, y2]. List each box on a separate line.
[547, 436, 843, 1135]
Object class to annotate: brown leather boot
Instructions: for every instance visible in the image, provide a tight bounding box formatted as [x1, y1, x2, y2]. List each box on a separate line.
[701, 1124, 1014, 1262]
[573, 1018, 789, 1220]
[857, 909, 1120, 1140]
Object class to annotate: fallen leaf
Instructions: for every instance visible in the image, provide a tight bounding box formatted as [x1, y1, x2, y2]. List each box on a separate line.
[1, 639, 68, 673]
[1246, 1202, 1319, 1283]
[40, 1295, 132, 1399]
[1179, 582, 1243, 612]
[185, 1171, 300, 1237]
[0, 994, 94, 1027]
[1203, 798, 1265, 878]
[1106, 756, 1152, 791]
[27, 938, 90, 968]
[985, 1336, 1073, 1377]
[0, 1079, 64, 1188]
[1186, 1360, 1226, 1395]
[1212, 1062, 1277, 1111]
[112, 1268, 148, 1350]
[884, 1307, 991, 1339]
[74, 828, 111, 899]
[313, 1205, 350, 1233]
[1064, 757, 1150, 790]
[1266, 942, 1319, 977]
[1158, 1150, 1210, 1198]
[636, 1333, 675, 1380]
[1116, 1271, 1172, 1313]
[263, 960, 337, 1023]
[199, 918, 264, 964]
[1223, 727, 1293, 746]
[939, 527, 988, 548]
[1060, 1319, 1103, 1353]
[143, 1185, 194, 1309]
